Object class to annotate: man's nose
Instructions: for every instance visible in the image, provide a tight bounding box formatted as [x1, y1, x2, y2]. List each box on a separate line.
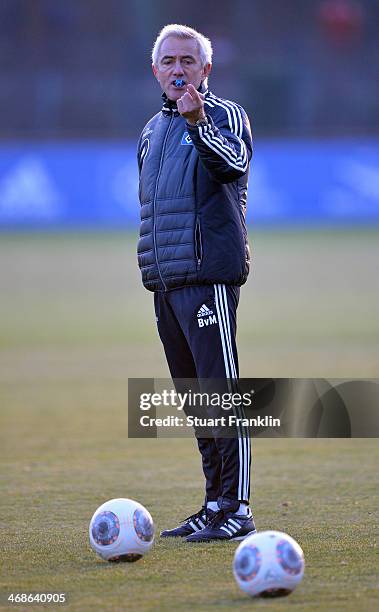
[173, 61, 184, 75]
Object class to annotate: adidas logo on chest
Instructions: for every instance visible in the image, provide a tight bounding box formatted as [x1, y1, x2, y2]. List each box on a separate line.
[197, 304, 217, 328]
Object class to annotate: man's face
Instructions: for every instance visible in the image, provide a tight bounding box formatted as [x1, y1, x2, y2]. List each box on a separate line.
[152, 36, 211, 101]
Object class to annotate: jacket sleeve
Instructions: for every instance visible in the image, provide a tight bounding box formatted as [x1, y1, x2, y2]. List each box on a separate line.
[186, 104, 253, 183]
[137, 132, 147, 177]
[137, 117, 156, 176]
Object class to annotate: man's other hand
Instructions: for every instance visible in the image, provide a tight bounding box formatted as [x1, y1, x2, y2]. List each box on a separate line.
[177, 84, 206, 125]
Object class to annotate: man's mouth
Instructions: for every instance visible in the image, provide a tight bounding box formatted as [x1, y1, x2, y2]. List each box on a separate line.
[172, 79, 186, 88]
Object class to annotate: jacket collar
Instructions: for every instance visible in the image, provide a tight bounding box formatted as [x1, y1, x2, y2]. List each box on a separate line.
[161, 82, 210, 116]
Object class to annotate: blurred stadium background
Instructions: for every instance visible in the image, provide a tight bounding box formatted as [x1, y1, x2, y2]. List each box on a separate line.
[0, 0, 378, 377]
[1, 1, 379, 608]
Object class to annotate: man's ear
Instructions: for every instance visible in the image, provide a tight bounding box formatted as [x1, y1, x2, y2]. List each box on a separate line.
[152, 64, 158, 79]
[202, 63, 212, 80]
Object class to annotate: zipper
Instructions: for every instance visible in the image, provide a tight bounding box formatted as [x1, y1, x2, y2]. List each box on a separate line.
[195, 218, 203, 269]
[152, 114, 175, 291]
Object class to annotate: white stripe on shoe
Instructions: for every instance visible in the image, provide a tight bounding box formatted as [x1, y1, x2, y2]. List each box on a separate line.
[228, 518, 241, 529]
[189, 520, 201, 532]
[220, 525, 234, 536]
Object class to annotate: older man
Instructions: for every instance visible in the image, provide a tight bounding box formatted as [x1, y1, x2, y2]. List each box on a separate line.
[137, 24, 255, 542]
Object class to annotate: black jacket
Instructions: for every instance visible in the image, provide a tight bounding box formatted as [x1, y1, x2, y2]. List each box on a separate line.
[137, 86, 253, 292]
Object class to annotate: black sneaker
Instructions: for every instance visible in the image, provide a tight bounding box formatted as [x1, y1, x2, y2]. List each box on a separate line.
[186, 509, 256, 542]
[160, 506, 217, 538]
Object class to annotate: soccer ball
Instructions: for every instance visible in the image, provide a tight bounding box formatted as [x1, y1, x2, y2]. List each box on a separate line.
[89, 498, 154, 562]
[233, 530, 304, 597]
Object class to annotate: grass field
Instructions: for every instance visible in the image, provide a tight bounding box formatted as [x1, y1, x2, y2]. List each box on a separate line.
[0, 229, 378, 611]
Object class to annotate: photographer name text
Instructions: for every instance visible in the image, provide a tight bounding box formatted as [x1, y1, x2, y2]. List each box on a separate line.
[139, 415, 280, 428]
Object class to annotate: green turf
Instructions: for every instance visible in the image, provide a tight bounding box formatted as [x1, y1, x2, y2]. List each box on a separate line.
[0, 229, 378, 611]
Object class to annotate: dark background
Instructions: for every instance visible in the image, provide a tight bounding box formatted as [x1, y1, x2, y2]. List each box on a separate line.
[1, 0, 378, 139]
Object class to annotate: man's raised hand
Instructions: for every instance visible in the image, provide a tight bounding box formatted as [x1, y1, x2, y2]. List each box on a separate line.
[177, 84, 206, 125]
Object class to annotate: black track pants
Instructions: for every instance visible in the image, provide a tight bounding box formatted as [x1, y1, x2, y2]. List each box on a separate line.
[154, 284, 251, 508]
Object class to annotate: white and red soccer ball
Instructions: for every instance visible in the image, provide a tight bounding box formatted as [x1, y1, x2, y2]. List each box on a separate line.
[89, 498, 154, 562]
[233, 530, 305, 597]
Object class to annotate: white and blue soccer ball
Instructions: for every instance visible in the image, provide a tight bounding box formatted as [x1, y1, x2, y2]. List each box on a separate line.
[89, 498, 154, 562]
[233, 530, 305, 597]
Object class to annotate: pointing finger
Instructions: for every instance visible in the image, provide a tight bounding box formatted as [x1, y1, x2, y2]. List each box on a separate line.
[186, 84, 202, 102]
[181, 92, 194, 105]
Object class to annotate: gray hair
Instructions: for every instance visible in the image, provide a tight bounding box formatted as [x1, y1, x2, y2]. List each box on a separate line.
[152, 24, 213, 67]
